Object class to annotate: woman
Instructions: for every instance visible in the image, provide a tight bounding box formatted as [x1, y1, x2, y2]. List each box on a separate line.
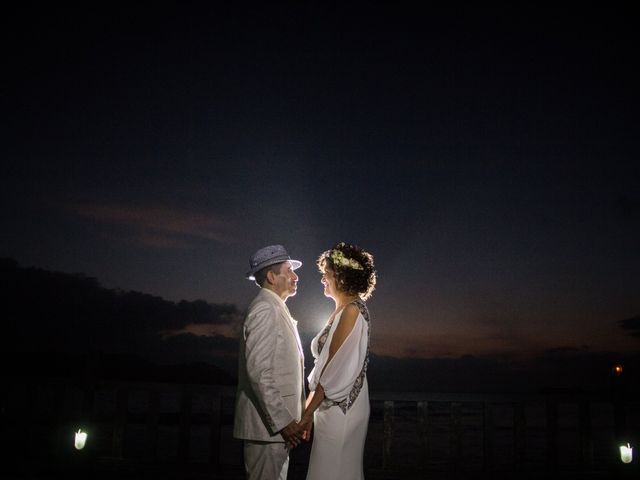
[300, 242, 376, 479]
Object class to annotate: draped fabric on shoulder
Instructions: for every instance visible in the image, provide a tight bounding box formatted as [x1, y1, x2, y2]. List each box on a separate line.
[308, 300, 370, 413]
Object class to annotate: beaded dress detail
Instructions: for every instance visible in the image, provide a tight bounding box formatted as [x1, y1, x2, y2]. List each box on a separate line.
[316, 299, 370, 414]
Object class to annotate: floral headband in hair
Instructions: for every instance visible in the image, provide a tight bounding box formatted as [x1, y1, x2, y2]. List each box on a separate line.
[330, 249, 363, 270]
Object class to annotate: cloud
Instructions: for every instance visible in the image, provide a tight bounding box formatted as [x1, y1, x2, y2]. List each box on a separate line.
[68, 203, 236, 247]
[160, 299, 243, 338]
[619, 314, 640, 337]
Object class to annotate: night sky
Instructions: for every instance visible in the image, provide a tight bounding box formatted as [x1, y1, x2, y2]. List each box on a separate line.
[3, 4, 639, 364]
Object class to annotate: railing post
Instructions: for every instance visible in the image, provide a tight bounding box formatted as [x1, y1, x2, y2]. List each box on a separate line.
[112, 385, 129, 459]
[178, 385, 193, 464]
[483, 402, 493, 473]
[52, 383, 67, 460]
[545, 399, 558, 470]
[8, 384, 44, 467]
[146, 387, 159, 460]
[579, 399, 593, 472]
[450, 402, 462, 476]
[209, 391, 222, 467]
[613, 395, 627, 441]
[417, 401, 429, 470]
[383, 400, 394, 469]
[513, 402, 526, 471]
[81, 354, 97, 418]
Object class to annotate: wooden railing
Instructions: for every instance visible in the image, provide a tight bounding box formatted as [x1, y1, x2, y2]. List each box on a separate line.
[369, 391, 636, 476]
[2, 380, 638, 478]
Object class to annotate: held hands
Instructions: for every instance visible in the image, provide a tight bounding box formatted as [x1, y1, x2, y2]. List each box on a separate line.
[280, 420, 303, 449]
[298, 414, 313, 441]
[280, 417, 313, 449]
[280, 390, 319, 449]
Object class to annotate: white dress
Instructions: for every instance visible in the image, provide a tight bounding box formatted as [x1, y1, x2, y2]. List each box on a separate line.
[306, 300, 371, 480]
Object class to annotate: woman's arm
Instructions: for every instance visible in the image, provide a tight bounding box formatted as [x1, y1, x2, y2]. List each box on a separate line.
[297, 383, 325, 439]
[327, 303, 359, 361]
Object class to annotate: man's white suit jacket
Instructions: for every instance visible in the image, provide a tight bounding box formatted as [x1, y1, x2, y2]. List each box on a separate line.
[233, 288, 305, 441]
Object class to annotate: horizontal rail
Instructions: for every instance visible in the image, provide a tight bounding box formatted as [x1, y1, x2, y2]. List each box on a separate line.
[2, 378, 637, 477]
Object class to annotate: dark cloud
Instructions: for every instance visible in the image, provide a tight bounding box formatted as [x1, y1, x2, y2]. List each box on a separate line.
[619, 315, 640, 337]
[67, 203, 237, 247]
[174, 299, 241, 326]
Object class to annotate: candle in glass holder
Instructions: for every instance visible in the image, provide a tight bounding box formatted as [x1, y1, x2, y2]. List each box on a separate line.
[620, 443, 632, 464]
[74, 429, 88, 450]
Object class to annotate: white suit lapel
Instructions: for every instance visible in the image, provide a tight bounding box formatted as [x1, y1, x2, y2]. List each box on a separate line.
[280, 308, 304, 358]
[261, 289, 304, 358]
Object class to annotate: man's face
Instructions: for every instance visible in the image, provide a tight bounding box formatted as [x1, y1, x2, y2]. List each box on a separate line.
[270, 261, 299, 301]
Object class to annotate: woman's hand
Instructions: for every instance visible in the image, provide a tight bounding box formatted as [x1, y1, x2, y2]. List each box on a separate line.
[300, 384, 325, 441]
[299, 414, 313, 441]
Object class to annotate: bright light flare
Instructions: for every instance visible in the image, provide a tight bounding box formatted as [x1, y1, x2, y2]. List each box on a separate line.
[74, 429, 87, 450]
[620, 443, 633, 463]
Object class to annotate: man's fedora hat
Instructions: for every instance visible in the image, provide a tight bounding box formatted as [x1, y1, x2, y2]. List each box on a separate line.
[246, 245, 302, 280]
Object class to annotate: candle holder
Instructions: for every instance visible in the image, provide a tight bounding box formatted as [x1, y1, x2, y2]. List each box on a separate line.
[620, 443, 633, 464]
[74, 429, 88, 450]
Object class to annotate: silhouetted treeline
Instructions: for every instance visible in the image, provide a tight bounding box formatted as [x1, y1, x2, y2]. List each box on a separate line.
[367, 350, 640, 394]
[3, 350, 235, 385]
[1, 258, 239, 384]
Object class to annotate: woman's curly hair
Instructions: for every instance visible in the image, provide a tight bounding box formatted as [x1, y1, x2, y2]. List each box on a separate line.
[317, 242, 377, 300]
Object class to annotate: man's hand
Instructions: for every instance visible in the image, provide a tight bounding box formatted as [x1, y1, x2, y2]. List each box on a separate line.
[280, 420, 304, 449]
[298, 414, 313, 441]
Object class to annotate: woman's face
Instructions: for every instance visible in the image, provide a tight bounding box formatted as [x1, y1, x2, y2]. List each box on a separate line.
[321, 267, 339, 299]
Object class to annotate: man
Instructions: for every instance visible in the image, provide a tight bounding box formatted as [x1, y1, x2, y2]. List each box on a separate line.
[233, 245, 306, 480]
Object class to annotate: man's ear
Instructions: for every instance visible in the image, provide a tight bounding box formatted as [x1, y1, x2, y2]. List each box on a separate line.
[266, 270, 276, 285]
